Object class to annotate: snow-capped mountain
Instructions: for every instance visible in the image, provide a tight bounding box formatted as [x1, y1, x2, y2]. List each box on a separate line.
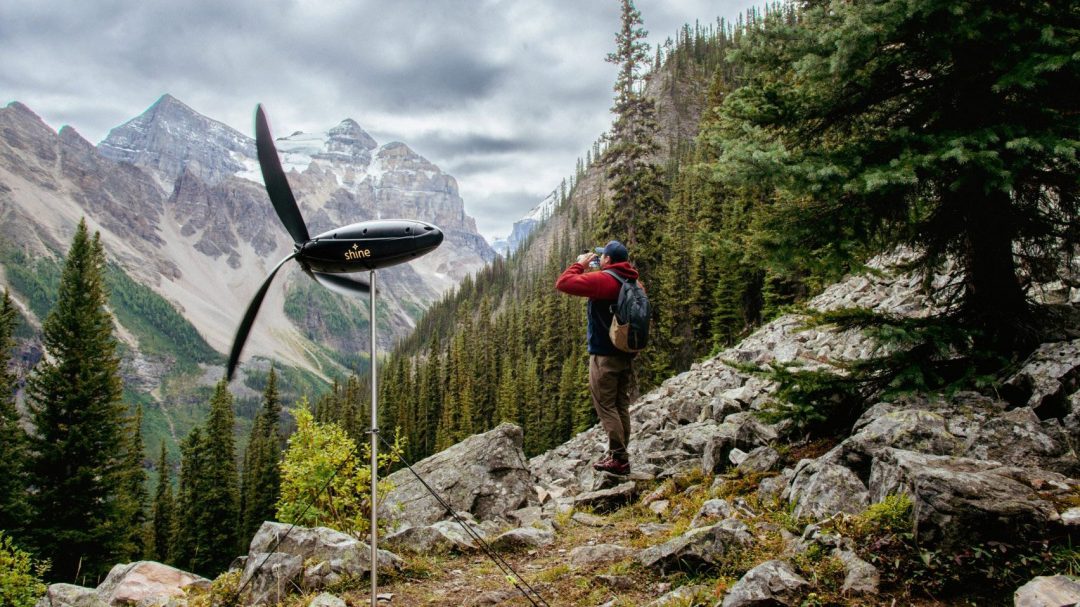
[493, 189, 560, 257]
[0, 95, 495, 390]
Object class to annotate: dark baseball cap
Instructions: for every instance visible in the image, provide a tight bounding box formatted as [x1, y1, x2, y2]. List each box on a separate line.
[601, 240, 628, 262]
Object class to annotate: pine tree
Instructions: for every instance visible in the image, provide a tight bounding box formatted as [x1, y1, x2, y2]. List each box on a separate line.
[118, 405, 149, 559]
[199, 379, 240, 573]
[240, 366, 283, 546]
[602, 0, 666, 278]
[708, 0, 1080, 352]
[171, 380, 240, 576]
[150, 441, 175, 564]
[172, 428, 204, 573]
[0, 289, 30, 537]
[25, 220, 128, 583]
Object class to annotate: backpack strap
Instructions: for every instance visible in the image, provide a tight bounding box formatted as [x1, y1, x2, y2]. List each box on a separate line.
[602, 270, 628, 315]
[602, 269, 627, 284]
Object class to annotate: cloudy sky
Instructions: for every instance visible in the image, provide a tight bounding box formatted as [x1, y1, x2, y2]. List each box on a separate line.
[1, 0, 759, 241]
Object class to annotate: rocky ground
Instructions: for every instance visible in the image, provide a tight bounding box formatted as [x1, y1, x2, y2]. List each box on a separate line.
[36, 256, 1080, 606]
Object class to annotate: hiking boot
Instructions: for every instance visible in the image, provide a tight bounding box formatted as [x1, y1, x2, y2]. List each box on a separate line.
[594, 458, 630, 475]
[592, 455, 615, 471]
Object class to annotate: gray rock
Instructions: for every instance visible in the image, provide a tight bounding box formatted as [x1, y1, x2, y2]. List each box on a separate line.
[843, 408, 963, 459]
[835, 549, 879, 596]
[638, 523, 674, 536]
[95, 561, 207, 607]
[34, 584, 108, 607]
[787, 460, 869, 521]
[569, 544, 633, 569]
[720, 560, 809, 607]
[507, 506, 544, 528]
[1062, 507, 1080, 527]
[1003, 339, 1080, 417]
[595, 574, 635, 590]
[574, 481, 637, 512]
[689, 498, 737, 528]
[648, 499, 670, 516]
[702, 423, 740, 473]
[240, 552, 303, 607]
[246, 522, 402, 591]
[869, 449, 1063, 551]
[307, 593, 347, 607]
[637, 519, 753, 574]
[467, 589, 517, 606]
[737, 446, 782, 474]
[490, 526, 555, 551]
[385, 522, 477, 554]
[965, 407, 1080, 476]
[1014, 575, 1080, 607]
[382, 423, 533, 527]
[571, 512, 609, 527]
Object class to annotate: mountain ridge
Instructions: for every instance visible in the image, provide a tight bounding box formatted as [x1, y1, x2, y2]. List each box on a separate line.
[0, 95, 495, 450]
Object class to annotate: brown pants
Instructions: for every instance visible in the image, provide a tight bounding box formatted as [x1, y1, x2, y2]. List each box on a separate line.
[589, 354, 634, 462]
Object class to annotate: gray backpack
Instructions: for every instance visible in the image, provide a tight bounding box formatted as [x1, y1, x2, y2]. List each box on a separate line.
[603, 270, 650, 352]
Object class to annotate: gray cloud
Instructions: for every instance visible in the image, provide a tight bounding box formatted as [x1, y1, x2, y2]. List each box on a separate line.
[2, 0, 761, 240]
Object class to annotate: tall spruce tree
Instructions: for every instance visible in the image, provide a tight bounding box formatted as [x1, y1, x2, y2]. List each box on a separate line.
[199, 379, 240, 573]
[171, 380, 240, 576]
[708, 0, 1080, 352]
[0, 289, 30, 537]
[172, 428, 204, 573]
[602, 0, 666, 277]
[150, 441, 175, 564]
[118, 405, 149, 559]
[25, 220, 128, 583]
[240, 366, 283, 546]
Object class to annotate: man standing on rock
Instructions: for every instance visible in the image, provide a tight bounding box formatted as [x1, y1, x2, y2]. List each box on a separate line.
[555, 240, 640, 475]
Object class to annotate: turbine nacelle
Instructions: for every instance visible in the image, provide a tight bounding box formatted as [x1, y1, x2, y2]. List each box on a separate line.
[299, 219, 444, 274]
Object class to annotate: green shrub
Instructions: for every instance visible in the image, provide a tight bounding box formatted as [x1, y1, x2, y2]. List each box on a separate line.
[276, 404, 402, 536]
[0, 532, 48, 607]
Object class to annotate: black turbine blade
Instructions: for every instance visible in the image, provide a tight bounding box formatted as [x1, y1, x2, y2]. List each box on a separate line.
[255, 104, 310, 245]
[310, 271, 373, 296]
[226, 253, 298, 381]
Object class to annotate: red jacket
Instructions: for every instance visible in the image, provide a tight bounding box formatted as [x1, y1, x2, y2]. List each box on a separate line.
[555, 261, 639, 299]
[555, 260, 640, 355]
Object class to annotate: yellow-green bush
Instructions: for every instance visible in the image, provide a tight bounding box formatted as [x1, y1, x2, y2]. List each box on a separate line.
[0, 533, 47, 607]
[276, 405, 402, 536]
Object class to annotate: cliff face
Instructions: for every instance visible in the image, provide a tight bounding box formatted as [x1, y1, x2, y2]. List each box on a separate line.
[0, 96, 495, 387]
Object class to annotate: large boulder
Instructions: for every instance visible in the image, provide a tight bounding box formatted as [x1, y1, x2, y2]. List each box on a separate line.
[245, 521, 402, 595]
[34, 584, 108, 607]
[240, 552, 303, 607]
[869, 449, 1068, 551]
[786, 460, 869, 521]
[1002, 339, 1080, 418]
[1014, 575, 1080, 607]
[720, 560, 809, 607]
[95, 561, 208, 606]
[382, 423, 534, 528]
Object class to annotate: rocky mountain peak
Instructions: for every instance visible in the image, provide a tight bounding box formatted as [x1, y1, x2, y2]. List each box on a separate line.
[58, 124, 94, 151]
[98, 94, 254, 187]
[324, 118, 377, 159]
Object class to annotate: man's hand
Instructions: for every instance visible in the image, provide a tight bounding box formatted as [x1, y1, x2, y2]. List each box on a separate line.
[576, 252, 597, 266]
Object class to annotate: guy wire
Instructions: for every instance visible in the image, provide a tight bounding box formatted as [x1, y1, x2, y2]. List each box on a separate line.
[376, 432, 551, 607]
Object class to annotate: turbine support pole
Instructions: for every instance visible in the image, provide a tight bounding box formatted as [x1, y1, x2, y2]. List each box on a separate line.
[369, 270, 379, 607]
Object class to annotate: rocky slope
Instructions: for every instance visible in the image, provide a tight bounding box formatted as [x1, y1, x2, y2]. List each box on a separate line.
[0, 96, 494, 390]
